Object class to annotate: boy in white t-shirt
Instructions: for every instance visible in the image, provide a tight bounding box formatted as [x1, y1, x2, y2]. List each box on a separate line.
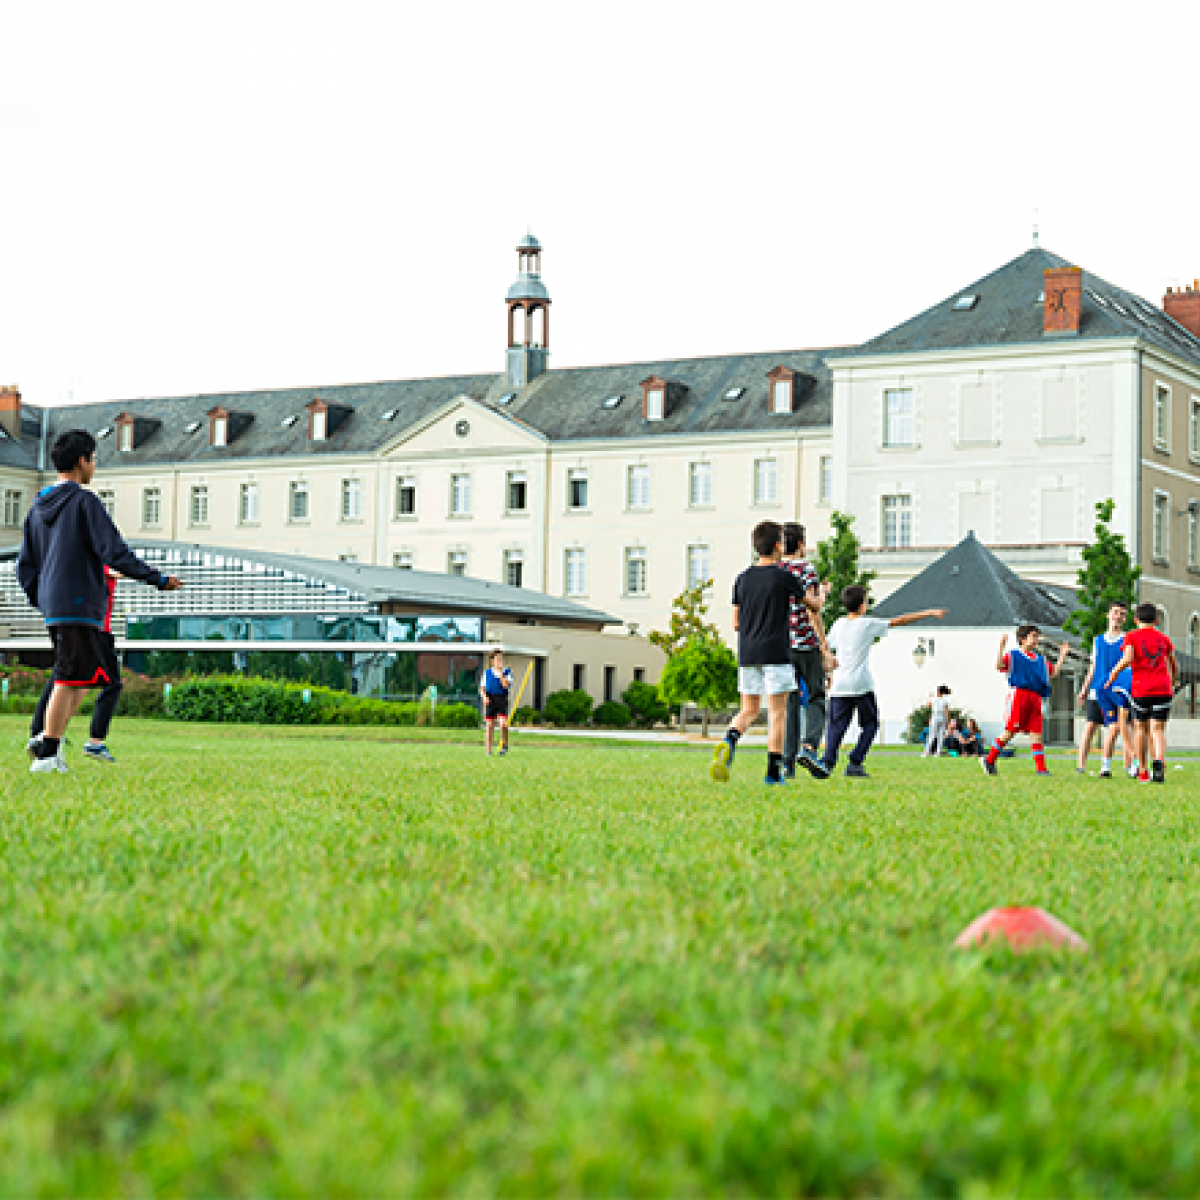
[924, 685, 952, 757]
[821, 585, 946, 779]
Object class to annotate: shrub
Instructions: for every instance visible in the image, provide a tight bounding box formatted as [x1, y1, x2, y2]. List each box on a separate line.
[592, 701, 632, 728]
[434, 703, 479, 729]
[621, 680, 669, 728]
[544, 688, 593, 727]
[512, 706, 542, 726]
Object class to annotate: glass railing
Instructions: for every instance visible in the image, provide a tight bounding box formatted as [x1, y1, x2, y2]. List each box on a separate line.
[124, 613, 485, 644]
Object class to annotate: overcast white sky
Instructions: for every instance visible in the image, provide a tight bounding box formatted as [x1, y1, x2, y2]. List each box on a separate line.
[3, 0, 1199, 408]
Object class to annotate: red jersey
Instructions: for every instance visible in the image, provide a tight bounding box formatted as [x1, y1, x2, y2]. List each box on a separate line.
[1123, 627, 1174, 697]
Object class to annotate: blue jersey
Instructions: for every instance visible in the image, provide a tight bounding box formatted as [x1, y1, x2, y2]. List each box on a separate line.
[1007, 648, 1052, 698]
[1090, 632, 1131, 700]
[483, 667, 512, 696]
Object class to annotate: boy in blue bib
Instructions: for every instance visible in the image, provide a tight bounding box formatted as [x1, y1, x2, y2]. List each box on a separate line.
[479, 648, 514, 756]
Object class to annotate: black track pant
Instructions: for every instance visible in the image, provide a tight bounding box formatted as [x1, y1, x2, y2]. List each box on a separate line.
[31, 634, 123, 742]
[822, 691, 880, 770]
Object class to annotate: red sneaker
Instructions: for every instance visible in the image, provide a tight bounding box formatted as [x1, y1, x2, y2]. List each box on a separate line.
[1138, 770, 1151, 783]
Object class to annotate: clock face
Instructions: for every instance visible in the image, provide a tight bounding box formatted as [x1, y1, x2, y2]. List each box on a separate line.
[455, 419, 470, 438]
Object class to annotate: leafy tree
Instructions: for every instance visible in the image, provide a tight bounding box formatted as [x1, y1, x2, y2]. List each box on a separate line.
[657, 636, 739, 737]
[813, 510, 876, 626]
[1065, 499, 1141, 645]
[648, 580, 721, 657]
[621, 680, 670, 728]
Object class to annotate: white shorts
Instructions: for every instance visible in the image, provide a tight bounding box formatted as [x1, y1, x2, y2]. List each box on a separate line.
[738, 663, 796, 696]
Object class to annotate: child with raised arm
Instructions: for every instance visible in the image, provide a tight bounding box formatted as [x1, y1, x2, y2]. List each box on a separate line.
[479, 648, 514, 757]
[1104, 602, 1178, 784]
[980, 625, 1069, 777]
[820, 586, 946, 779]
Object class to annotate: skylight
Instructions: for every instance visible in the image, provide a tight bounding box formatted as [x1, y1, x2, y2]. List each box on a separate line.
[723, 387, 745, 401]
[281, 415, 298, 428]
[381, 409, 397, 421]
[1036, 290, 1045, 303]
[497, 392, 517, 406]
[1089, 290, 1109, 308]
[0, 427, 8, 440]
[953, 295, 979, 311]
[185, 420, 201, 434]
[602, 394, 623, 409]
[97, 427, 112, 439]
[1110, 300, 1129, 316]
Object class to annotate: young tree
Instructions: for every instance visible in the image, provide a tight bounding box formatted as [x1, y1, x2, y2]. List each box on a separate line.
[1065, 498, 1142, 645]
[657, 635, 739, 737]
[648, 580, 721, 657]
[813, 511, 877, 626]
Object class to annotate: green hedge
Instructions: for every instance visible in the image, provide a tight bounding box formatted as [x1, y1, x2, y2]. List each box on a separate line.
[165, 676, 478, 728]
[592, 701, 632, 728]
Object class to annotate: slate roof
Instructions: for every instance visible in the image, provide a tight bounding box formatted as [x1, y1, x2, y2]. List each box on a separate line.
[872, 532, 1080, 637]
[0, 538, 621, 629]
[839, 248, 1200, 368]
[37, 348, 835, 468]
[0, 413, 42, 471]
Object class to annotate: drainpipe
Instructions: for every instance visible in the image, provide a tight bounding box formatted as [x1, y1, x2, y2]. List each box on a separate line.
[38, 407, 48, 471]
[1135, 348, 1143, 599]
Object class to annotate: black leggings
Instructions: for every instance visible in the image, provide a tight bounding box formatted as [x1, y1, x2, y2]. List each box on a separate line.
[31, 635, 123, 742]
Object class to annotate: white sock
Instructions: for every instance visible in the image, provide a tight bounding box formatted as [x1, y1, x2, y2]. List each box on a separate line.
[1101, 757, 1111, 771]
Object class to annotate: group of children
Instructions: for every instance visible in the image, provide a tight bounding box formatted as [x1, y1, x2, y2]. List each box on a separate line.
[709, 520, 1182, 787]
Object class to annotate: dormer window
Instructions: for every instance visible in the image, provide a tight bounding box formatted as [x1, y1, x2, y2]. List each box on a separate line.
[118, 423, 133, 452]
[206, 405, 251, 448]
[640, 375, 680, 422]
[305, 397, 353, 442]
[766, 366, 799, 415]
[113, 412, 161, 452]
[213, 417, 227, 447]
[313, 410, 327, 441]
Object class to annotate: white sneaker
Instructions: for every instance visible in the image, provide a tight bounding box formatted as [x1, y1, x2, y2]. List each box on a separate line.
[1127, 764, 1140, 780]
[30, 755, 68, 774]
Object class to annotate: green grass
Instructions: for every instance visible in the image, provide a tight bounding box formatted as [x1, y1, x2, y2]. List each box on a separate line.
[2, 714, 1200, 1195]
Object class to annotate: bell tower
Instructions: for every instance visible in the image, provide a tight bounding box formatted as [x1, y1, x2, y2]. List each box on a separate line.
[506, 233, 551, 387]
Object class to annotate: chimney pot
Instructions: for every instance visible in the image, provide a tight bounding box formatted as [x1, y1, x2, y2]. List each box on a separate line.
[0, 384, 20, 438]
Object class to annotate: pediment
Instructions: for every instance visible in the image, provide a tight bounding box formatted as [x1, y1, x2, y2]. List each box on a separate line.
[383, 395, 546, 456]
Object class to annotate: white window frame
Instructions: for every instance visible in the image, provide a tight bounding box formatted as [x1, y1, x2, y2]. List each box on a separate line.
[646, 389, 664, 421]
[1154, 383, 1171, 452]
[689, 461, 713, 508]
[882, 493, 913, 549]
[565, 548, 586, 597]
[627, 464, 651, 510]
[1153, 489, 1171, 563]
[753, 458, 779, 506]
[1189, 504, 1200, 571]
[687, 543, 711, 590]
[1190, 397, 1200, 463]
[447, 550, 468, 576]
[393, 550, 414, 570]
[771, 378, 792, 415]
[289, 480, 309, 523]
[2, 489, 20, 527]
[341, 478, 363, 521]
[189, 485, 209, 528]
[567, 468, 589, 511]
[819, 455, 832, 505]
[118, 423, 133, 452]
[239, 481, 259, 525]
[98, 489, 116, 519]
[450, 473, 471, 517]
[142, 487, 162, 528]
[504, 549, 524, 588]
[213, 417, 228, 448]
[506, 470, 528, 514]
[395, 475, 417, 518]
[1189, 613, 1200, 661]
[883, 388, 916, 448]
[312, 410, 327, 442]
[625, 546, 648, 596]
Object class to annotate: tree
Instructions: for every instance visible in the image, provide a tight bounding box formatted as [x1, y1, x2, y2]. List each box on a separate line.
[648, 580, 721, 657]
[1065, 498, 1141, 645]
[813, 510, 876, 626]
[657, 636, 739, 737]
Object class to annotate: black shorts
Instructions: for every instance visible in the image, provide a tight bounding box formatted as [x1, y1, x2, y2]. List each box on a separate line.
[484, 695, 509, 721]
[1130, 694, 1172, 723]
[49, 625, 112, 688]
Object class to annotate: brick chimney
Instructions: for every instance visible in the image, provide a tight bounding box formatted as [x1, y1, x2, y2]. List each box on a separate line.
[1043, 267, 1083, 336]
[1164, 280, 1200, 339]
[0, 385, 20, 438]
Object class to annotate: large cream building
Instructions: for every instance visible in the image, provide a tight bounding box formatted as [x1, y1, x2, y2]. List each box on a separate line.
[4, 236, 1200, 692]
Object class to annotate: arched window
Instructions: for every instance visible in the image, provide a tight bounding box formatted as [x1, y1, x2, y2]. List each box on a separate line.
[1188, 613, 1200, 661]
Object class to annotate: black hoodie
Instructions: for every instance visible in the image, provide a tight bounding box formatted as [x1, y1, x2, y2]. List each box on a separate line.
[17, 482, 168, 627]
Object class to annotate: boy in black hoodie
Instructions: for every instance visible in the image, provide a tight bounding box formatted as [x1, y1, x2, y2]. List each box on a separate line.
[17, 430, 182, 773]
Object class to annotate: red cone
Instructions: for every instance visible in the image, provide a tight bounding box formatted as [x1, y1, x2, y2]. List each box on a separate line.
[954, 907, 1088, 953]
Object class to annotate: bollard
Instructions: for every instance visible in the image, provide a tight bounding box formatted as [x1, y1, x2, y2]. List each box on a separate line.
[302, 689, 311, 704]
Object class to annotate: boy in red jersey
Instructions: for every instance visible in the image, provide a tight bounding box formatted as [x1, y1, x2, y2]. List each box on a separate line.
[1105, 602, 1178, 784]
[981, 624, 1069, 777]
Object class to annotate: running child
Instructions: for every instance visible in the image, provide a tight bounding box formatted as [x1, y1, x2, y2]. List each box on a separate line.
[712, 520, 824, 786]
[821, 586, 946, 779]
[1075, 600, 1135, 779]
[981, 625, 1069, 777]
[1105, 602, 1178, 784]
[17, 430, 182, 774]
[479, 648, 514, 756]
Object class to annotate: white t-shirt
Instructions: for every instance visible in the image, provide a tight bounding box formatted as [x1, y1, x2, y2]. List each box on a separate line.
[931, 695, 948, 725]
[826, 615, 890, 697]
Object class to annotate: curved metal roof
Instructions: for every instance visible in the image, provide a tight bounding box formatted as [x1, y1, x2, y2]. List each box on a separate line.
[517, 232, 541, 250]
[506, 277, 550, 302]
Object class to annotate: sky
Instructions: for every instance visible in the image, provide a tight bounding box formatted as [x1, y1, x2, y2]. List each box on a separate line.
[2, 0, 1199, 408]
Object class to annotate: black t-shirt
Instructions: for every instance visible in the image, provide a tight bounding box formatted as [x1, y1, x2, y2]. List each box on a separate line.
[731, 563, 809, 665]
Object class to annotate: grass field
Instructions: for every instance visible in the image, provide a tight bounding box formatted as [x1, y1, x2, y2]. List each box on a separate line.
[3, 714, 1200, 1195]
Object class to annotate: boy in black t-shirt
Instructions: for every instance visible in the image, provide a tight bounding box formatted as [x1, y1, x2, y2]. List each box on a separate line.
[712, 520, 832, 786]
